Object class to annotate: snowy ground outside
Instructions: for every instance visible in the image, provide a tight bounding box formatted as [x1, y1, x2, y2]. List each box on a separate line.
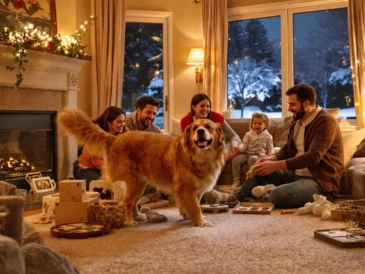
[154, 106, 355, 129]
[231, 106, 356, 119]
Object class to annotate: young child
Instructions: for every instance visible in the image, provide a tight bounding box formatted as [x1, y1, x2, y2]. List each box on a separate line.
[230, 112, 274, 190]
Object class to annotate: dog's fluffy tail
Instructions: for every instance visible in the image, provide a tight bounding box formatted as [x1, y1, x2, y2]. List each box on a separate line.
[57, 107, 115, 156]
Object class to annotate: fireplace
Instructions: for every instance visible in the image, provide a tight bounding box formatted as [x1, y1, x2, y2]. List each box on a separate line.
[0, 44, 89, 183]
[0, 110, 57, 190]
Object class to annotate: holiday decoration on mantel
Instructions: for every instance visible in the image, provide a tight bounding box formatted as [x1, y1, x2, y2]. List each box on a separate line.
[0, 15, 97, 88]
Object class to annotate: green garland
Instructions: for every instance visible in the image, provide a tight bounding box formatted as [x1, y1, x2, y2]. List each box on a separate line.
[0, 15, 97, 88]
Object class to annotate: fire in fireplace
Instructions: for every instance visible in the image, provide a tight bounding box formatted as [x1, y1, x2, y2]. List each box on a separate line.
[0, 110, 57, 190]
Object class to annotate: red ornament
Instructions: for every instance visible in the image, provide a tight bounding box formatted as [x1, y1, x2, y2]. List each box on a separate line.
[47, 41, 55, 51]
[14, 0, 25, 9]
[28, 0, 36, 4]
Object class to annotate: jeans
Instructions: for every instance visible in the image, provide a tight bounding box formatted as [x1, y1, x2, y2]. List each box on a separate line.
[234, 169, 336, 208]
[73, 160, 101, 190]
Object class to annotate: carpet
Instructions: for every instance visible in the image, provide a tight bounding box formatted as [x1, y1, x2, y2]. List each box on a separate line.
[25, 206, 365, 274]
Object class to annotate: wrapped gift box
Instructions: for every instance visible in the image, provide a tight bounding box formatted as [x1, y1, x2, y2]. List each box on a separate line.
[42, 193, 60, 217]
[59, 180, 87, 202]
[55, 196, 99, 225]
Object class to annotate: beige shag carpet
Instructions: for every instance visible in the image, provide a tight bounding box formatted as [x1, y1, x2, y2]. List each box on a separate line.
[25, 206, 365, 274]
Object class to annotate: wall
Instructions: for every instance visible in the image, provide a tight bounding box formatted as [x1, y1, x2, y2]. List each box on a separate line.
[54, 0, 303, 120]
[228, 0, 291, 8]
[126, 0, 203, 119]
[56, 0, 92, 115]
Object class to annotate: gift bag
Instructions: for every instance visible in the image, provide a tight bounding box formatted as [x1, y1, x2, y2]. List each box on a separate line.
[92, 203, 124, 228]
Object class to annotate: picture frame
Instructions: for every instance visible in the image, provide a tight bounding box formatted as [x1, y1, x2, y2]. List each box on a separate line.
[31, 176, 56, 193]
[0, 0, 57, 35]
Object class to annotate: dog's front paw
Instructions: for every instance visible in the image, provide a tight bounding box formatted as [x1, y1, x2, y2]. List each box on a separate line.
[195, 220, 213, 227]
[125, 220, 139, 227]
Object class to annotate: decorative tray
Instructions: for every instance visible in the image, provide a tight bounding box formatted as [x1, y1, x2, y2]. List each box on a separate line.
[314, 228, 365, 248]
[232, 201, 275, 215]
[201, 204, 229, 213]
[50, 222, 110, 239]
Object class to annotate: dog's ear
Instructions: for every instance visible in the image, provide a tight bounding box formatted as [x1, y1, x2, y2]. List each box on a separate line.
[184, 124, 192, 145]
[215, 123, 225, 146]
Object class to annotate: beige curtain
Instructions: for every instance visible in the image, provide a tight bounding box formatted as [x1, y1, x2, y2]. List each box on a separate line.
[201, 0, 228, 113]
[90, 0, 126, 117]
[348, 0, 365, 129]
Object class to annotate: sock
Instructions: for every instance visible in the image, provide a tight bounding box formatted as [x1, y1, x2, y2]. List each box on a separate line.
[140, 207, 167, 223]
[252, 184, 276, 198]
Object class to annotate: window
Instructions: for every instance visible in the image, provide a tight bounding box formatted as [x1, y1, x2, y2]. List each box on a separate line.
[123, 11, 173, 130]
[228, 16, 282, 118]
[228, 0, 354, 120]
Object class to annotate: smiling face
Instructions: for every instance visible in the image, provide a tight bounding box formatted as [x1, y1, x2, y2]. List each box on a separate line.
[252, 117, 266, 134]
[192, 99, 210, 120]
[107, 114, 126, 134]
[137, 104, 158, 129]
[288, 94, 306, 121]
[184, 119, 224, 152]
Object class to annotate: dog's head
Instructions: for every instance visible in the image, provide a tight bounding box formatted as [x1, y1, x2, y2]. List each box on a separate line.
[184, 119, 224, 151]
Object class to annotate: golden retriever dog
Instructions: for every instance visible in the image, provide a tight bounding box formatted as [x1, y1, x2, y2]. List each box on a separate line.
[57, 108, 225, 227]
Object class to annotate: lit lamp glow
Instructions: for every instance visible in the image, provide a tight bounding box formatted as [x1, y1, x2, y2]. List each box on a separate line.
[187, 48, 204, 84]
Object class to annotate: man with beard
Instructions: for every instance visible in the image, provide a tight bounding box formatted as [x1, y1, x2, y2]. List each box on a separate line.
[126, 96, 162, 133]
[125, 96, 166, 212]
[209, 84, 344, 208]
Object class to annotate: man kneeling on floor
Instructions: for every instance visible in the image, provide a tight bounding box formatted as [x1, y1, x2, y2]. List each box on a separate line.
[204, 84, 344, 208]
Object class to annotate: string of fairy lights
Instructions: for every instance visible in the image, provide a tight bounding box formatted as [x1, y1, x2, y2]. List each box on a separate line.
[0, 15, 97, 87]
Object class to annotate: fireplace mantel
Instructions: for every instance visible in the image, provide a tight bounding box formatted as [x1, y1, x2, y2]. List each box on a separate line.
[0, 44, 89, 90]
[0, 44, 90, 180]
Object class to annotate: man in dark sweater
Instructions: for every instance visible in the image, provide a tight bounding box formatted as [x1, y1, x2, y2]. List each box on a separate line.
[206, 84, 344, 208]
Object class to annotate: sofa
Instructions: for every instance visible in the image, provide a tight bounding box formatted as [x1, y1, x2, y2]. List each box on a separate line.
[215, 116, 365, 200]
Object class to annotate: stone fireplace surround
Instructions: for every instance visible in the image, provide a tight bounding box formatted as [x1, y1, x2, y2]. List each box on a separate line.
[0, 44, 89, 182]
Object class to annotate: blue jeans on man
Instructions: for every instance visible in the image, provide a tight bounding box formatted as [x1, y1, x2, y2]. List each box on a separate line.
[234, 169, 336, 208]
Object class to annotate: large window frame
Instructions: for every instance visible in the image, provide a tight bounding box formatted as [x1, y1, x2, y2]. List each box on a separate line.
[228, 0, 350, 120]
[125, 10, 173, 132]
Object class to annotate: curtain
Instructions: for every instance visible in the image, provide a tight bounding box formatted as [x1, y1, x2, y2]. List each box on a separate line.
[90, 0, 126, 117]
[348, 0, 365, 129]
[201, 0, 228, 113]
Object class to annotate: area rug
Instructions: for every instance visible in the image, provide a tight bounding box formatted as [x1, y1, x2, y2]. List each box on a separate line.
[25, 206, 365, 274]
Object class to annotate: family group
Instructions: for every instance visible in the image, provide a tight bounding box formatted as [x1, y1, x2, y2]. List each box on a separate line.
[76, 83, 344, 209]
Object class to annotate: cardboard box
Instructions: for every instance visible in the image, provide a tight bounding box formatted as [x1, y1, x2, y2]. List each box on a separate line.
[55, 196, 99, 225]
[42, 193, 60, 217]
[59, 180, 87, 202]
[331, 207, 356, 221]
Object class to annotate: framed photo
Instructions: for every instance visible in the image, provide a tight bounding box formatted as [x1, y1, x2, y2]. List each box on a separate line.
[31, 176, 56, 193]
[0, 0, 57, 35]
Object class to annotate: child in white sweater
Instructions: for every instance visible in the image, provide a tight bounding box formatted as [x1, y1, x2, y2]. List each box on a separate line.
[230, 112, 274, 190]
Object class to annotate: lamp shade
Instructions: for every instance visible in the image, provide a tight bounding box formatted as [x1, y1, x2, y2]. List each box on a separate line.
[187, 48, 204, 65]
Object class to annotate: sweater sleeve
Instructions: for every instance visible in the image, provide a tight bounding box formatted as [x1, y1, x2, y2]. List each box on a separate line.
[285, 115, 340, 170]
[266, 135, 274, 155]
[241, 133, 249, 152]
[78, 148, 103, 170]
[223, 121, 243, 147]
[180, 114, 193, 132]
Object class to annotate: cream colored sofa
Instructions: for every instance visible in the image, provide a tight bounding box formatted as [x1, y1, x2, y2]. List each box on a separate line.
[217, 118, 365, 199]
